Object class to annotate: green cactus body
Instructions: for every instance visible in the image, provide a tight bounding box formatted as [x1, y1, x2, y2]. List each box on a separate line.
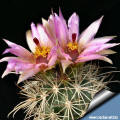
[9, 64, 107, 120]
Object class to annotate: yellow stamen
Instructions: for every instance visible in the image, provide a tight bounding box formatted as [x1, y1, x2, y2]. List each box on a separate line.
[34, 46, 50, 58]
[67, 42, 78, 51]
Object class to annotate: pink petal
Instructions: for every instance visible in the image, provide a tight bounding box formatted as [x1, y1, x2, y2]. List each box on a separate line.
[68, 13, 79, 42]
[1, 57, 20, 78]
[26, 30, 36, 53]
[47, 47, 57, 67]
[57, 47, 71, 61]
[80, 43, 118, 56]
[48, 54, 57, 67]
[48, 15, 56, 39]
[17, 66, 40, 84]
[80, 46, 101, 56]
[0, 57, 30, 65]
[54, 13, 68, 48]
[2, 62, 16, 78]
[78, 16, 103, 49]
[1, 57, 35, 78]
[59, 8, 65, 21]
[31, 22, 39, 39]
[77, 54, 102, 62]
[42, 18, 55, 43]
[47, 46, 57, 60]
[0, 57, 16, 63]
[86, 36, 116, 47]
[0, 57, 32, 67]
[37, 24, 53, 47]
[59, 8, 68, 38]
[95, 43, 119, 52]
[42, 18, 55, 41]
[76, 54, 112, 64]
[15, 64, 34, 73]
[3, 39, 34, 60]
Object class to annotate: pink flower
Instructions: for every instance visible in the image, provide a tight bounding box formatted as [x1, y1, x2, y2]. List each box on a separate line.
[0, 9, 118, 82]
[45, 9, 118, 72]
[0, 23, 57, 84]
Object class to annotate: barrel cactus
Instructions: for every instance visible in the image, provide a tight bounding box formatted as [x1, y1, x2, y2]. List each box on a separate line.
[8, 64, 108, 120]
[0, 9, 118, 120]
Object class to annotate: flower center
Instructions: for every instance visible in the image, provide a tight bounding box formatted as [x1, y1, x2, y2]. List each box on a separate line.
[66, 33, 79, 61]
[33, 37, 50, 58]
[34, 46, 50, 58]
[67, 42, 78, 51]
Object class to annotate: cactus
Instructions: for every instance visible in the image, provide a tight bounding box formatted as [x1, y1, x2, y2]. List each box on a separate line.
[8, 63, 108, 120]
[0, 8, 118, 120]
